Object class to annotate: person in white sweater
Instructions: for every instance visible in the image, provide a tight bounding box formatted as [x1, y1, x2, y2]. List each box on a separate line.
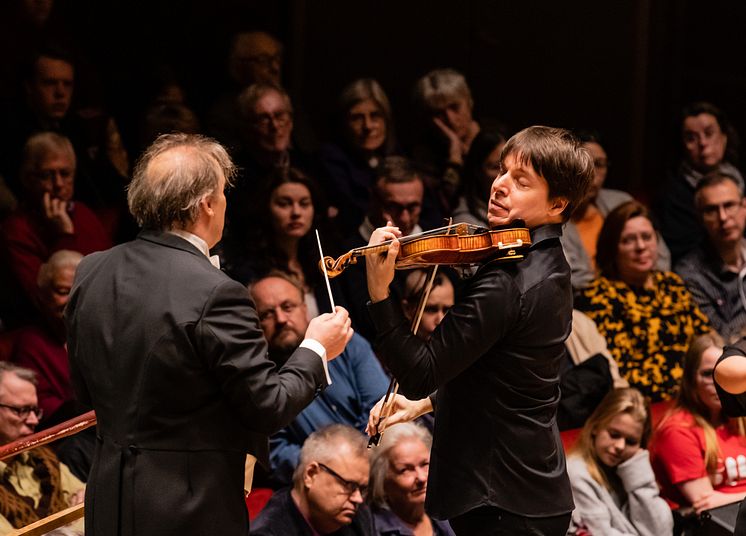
[566, 388, 673, 536]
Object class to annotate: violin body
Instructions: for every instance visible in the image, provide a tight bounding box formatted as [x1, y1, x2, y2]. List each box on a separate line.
[320, 223, 531, 279]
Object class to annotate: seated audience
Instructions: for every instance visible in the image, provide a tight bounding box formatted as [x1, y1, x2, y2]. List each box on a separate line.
[575, 200, 710, 401]
[0, 362, 84, 533]
[223, 167, 333, 318]
[368, 423, 455, 535]
[228, 82, 312, 233]
[562, 131, 670, 290]
[566, 387, 673, 535]
[318, 78, 398, 234]
[452, 128, 506, 228]
[676, 171, 746, 341]
[659, 101, 744, 263]
[337, 156, 425, 341]
[412, 68, 481, 216]
[0, 132, 111, 320]
[250, 274, 388, 486]
[206, 30, 283, 152]
[651, 332, 746, 512]
[401, 269, 455, 340]
[251, 424, 374, 535]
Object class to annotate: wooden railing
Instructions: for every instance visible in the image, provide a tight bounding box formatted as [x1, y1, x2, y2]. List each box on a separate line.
[1, 411, 96, 535]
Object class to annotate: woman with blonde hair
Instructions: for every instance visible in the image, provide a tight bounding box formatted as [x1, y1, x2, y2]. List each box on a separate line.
[651, 331, 746, 512]
[566, 388, 673, 535]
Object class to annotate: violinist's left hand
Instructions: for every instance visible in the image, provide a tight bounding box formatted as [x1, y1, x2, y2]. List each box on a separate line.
[366, 222, 401, 303]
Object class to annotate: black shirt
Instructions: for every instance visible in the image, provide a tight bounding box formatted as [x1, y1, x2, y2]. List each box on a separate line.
[367, 224, 574, 520]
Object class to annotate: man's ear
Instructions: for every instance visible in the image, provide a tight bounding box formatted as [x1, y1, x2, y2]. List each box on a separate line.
[548, 196, 569, 218]
[200, 193, 216, 217]
[303, 462, 319, 488]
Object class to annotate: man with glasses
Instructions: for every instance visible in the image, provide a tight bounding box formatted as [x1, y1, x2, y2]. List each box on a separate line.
[0, 131, 110, 325]
[677, 171, 746, 340]
[0, 362, 84, 532]
[250, 274, 388, 487]
[252, 424, 374, 535]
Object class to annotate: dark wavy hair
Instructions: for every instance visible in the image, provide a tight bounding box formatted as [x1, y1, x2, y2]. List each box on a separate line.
[595, 200, 656, 280]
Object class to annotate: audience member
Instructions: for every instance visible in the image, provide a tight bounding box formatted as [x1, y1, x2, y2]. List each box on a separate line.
[566, 387, 673, 535]
[223, 167, 333, 318]
[412, 68, 481, 216]
[138, 102, 201, 156]
[0, 132, 111, 322]
[337, 156, 425, 341]
[207, 30, 284, 151]
[251, 424, 375, 535]
[250, 274, 389, 487]
[452, 128, 506, 228]
[676, 171, 746, 341]
[659, 101, 744, 263]
[318, 78, 398, 233]
[575, 200, 710, 401]
[651, 332, 746, 512]
[368, 423, 455, 536]
[562, 131, 670, 290]
[0, 362, 84, 533]
[401, 269, 455, 340]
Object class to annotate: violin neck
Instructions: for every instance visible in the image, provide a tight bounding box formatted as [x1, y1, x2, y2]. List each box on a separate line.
[352, 243, 390, 258]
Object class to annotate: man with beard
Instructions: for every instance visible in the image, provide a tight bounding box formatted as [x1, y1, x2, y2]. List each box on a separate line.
[250, 273, 389, 486]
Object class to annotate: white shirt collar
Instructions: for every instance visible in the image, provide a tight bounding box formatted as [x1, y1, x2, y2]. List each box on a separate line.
[167, 230, 221, 269]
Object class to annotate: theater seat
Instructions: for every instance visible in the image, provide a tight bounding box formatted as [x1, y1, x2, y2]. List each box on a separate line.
[246, 487, 273, 520]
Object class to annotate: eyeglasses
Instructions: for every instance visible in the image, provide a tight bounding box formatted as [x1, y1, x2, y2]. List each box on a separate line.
[383, 201, 421, 216]
[238, 53, 282, 68]
[317, 462, 368, 497]
[258, 300, 302, 323]
[0, 403, 43, 420]
[700, 200, 742, 222]
[253, 110, 292, 129]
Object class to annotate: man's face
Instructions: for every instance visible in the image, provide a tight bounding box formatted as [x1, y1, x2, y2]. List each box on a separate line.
[697, 180, 746, 248]
[27, 56, 74, 120]
[683, 113, 727, 172]
[251, 277, 308, 357]
[429, 97, 472, 141]
[374, 180, 423, 236]
[304, 447, 369, 532]
[230, 32, 282, 87]
[27, 150, 75, 206]
[488, 152, 566, 228]
[39, 266, 75, 319]
[248, 90, 293, 154]
[0, 373, 40, 444]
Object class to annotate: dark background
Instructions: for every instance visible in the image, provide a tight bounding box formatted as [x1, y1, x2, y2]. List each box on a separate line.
[14, 0, 746, 202]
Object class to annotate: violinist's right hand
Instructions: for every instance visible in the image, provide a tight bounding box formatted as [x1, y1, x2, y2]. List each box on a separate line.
[366, 394, 433, 436]
[366, 222, 401, 303]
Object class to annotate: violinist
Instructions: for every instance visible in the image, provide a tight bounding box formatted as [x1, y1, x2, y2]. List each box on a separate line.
[365, 126, 594, 536]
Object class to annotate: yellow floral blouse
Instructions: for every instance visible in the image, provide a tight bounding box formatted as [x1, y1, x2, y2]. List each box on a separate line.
[575, 271, 710, 402]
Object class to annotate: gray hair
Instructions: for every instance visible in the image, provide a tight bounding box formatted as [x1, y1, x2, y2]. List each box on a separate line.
[368, 422, 432, 509]
[127, 133, 236, 230]
[292, 424, 369, 485]
[238, 82, 292, 119]
[21, 131, 76, 180]
[37, 249, 83, 289]
[0, 362, 37, 390]
[414, 68, 473, 111]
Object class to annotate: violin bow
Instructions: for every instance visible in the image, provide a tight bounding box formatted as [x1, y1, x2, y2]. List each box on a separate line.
[316, 229, 336, 309]
[368, 220, 452, 447]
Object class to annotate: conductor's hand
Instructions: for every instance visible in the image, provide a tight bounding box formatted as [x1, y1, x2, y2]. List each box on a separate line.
[366, 222, 401, 303]
[366, 394, 434, 436]
[305, 306, 353, 361]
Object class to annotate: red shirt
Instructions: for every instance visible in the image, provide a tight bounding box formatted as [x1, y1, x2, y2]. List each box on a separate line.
[650, 408, 746, 507]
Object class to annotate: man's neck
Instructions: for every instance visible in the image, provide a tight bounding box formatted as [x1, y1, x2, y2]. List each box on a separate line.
[290, 487, 341, 535]
[716, 239, 745, 272]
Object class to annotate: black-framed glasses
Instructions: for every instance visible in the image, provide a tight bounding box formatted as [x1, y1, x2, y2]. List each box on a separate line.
[317, 462, 368, 497]
[0, 403, 43, 420]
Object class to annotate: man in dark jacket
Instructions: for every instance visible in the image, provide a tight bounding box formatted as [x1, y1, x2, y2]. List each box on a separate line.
[64, 133, 353, 535]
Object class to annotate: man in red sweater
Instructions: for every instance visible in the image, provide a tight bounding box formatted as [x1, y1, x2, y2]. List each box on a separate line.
[1, 131, 110, 320]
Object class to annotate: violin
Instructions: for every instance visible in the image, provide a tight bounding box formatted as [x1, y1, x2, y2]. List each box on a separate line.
[319, 222, 532, 278]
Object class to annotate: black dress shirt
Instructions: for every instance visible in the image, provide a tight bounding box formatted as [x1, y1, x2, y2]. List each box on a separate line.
[367, 224, 574, 520]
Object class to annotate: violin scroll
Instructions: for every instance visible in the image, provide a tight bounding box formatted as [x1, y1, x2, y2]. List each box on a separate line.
[320, 251, 358, 279]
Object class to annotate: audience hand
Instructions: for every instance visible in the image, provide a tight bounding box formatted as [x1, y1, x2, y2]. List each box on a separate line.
[366, 394, 433, 436]
[366, 223, 401, 303]
[70, 488, 85, 507]
[43, 192, 74, 234]
[305, 306, 353, 360]
[692, 490, 744, 514]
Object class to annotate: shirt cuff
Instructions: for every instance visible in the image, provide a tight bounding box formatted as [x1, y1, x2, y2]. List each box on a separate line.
[300, 338, 332, 386]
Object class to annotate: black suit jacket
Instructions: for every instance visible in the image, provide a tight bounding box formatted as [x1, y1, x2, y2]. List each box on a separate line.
[367, 224, 574, 520]
[65, 231, 327, 535]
